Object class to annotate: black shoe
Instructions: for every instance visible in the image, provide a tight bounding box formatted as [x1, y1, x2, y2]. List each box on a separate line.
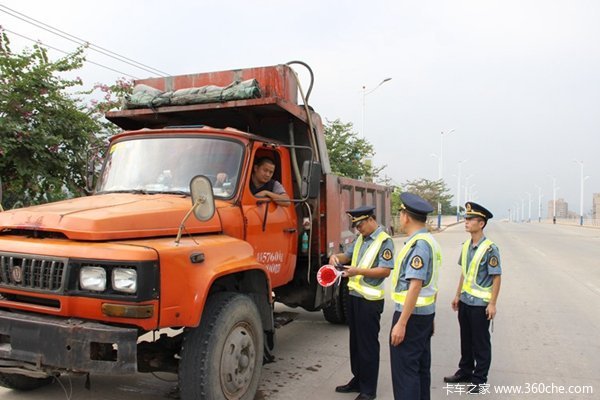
[444, 373, 472, 383]
[354, 394, 376, 400]
[335, 381, 360, 393]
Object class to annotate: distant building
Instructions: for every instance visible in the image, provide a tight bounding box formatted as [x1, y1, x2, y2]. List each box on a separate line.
[593, 193, 600, 220]
[567, 210, 579, 219]
[547, 198, 568, 218]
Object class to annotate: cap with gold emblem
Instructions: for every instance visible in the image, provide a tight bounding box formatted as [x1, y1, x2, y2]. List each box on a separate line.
[399, 192, 434, 217]
[465, 202, 493, 220]
[347, 205, 375, 227]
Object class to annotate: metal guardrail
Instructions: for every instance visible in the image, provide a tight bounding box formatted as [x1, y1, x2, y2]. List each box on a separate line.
[512, 217, 600, 227]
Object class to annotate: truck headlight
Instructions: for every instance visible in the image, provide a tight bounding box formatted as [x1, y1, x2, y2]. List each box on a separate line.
[112, 268, 137, 294]
[80, 266, 107, 291]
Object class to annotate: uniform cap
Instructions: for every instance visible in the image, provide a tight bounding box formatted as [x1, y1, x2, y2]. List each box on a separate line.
[346, 205, 375, 227]
[465, 202, 493, 220]
[399, 192, 434, 216]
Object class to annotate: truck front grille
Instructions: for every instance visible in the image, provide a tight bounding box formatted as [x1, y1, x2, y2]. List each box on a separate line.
[0, 253, 67, 293]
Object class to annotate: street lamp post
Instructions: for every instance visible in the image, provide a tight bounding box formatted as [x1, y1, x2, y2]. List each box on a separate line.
[521, 197, 525, 222]
[574, 160, 590, 226]
[437, 129, 455, 229]
[526, 192, 532, 222]
[362, 78, 392, 138]
[456, 160, 467, 221]
[535, 185, 543, 223]
[464, 174, 473, 202]
[549, 176, 559, 224]
[467, 183, 476, 202]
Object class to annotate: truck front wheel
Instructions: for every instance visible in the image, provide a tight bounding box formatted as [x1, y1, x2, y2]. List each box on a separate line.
[0, 373, 53, 391]
[322, 278, 349, 324]
[179, 292, 264, 400]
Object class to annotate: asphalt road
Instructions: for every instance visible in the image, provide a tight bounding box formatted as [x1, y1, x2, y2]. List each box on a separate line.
[1, 221, 599, 399]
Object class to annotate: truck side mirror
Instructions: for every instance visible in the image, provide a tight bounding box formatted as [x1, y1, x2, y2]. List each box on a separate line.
[175, 175, 215, 245]
[301, 161, 321, 200]
[190, 175, 215, 221]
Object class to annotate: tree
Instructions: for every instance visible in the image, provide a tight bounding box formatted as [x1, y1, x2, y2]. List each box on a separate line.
[324, 119, 385, 180]
[0, 31, 111, 209]
[401, 178, 454, 215]
[391, 186, 402, 215]
[83, 78, 133, 183]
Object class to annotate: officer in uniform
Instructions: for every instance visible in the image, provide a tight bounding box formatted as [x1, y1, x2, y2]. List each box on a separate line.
[329, 205, 395, 400]
[444, 202, 502, 393]
[390, 193, 442, 400]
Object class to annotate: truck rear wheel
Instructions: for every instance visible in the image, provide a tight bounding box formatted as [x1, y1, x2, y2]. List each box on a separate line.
[179, 292, 264, 400]
[322, 279, 349, 324]
[0, 373, 53, 391]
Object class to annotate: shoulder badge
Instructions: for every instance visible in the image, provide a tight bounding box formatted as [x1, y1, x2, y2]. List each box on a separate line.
[410, 255, 424, 270]
[489, 256, 498, 267]
[382, 248, 393, 261]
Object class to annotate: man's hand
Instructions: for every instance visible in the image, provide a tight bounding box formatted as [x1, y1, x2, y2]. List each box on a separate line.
[341, 267, 357, 278]
[391, 322, 406, 346]
[451, 296, 460, 312]
[486, 303, 497, 320]
[329, 254, 340, 266]
[255, 190, 271, 198]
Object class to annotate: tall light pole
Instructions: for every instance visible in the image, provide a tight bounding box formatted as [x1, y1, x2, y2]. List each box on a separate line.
[574, 160, 590, 226]
[362, 78, 392, 138]
[466, 183, 476, 202]
[464, 174, 473, 202]
[437, 129, 455, 229]
[456, 159, 467, 221]
[535, 184, 543, 223]
[521, 197, 525, 222]
[526, 192, 532, 222]
[548, 176, 559, 224]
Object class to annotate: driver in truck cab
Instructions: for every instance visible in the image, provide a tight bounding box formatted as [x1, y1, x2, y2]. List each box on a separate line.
[249, 156, 290, 206]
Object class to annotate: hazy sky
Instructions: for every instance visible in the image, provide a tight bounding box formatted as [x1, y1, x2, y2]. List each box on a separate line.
[2, 0, 599, 218]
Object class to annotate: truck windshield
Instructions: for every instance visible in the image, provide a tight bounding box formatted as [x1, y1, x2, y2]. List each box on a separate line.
[97, 136, 243, 198]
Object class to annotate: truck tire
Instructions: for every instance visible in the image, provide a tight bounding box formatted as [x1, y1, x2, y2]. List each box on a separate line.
[179, 292, 264, 400]
[322, 279, 349, 324]
[0, 373, 53, 391]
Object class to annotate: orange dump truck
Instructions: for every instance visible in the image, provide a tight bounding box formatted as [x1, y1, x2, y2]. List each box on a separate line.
[0, 63, 391, 399]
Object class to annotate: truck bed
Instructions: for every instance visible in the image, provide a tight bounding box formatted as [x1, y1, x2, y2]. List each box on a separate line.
[325, 174, 392, 253]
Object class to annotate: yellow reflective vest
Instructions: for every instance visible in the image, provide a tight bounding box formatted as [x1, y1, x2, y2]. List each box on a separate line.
[391, 233, 442, 307]
[347, 231, 391, 300]
[460, 239, 494, 302]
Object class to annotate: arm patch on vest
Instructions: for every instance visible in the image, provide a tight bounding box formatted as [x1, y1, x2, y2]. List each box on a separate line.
[410, 255, 424, 269]
[489, 256, 498, 267]
[382, 248, 393, 261]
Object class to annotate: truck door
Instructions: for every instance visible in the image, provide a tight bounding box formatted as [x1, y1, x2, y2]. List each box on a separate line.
[242, 147, 297, 287]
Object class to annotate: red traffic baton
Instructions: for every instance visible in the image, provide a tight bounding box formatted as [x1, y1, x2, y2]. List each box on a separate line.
[317, 264, 345, 287]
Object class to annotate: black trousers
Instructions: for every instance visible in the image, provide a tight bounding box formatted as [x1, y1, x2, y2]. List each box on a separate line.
[389, 311, 434, 400]
[347, 295, 384, 396]
[457, 301, 491, 384]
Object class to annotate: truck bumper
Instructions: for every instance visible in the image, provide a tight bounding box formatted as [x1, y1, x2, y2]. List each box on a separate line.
[0, 310, 138, 375]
